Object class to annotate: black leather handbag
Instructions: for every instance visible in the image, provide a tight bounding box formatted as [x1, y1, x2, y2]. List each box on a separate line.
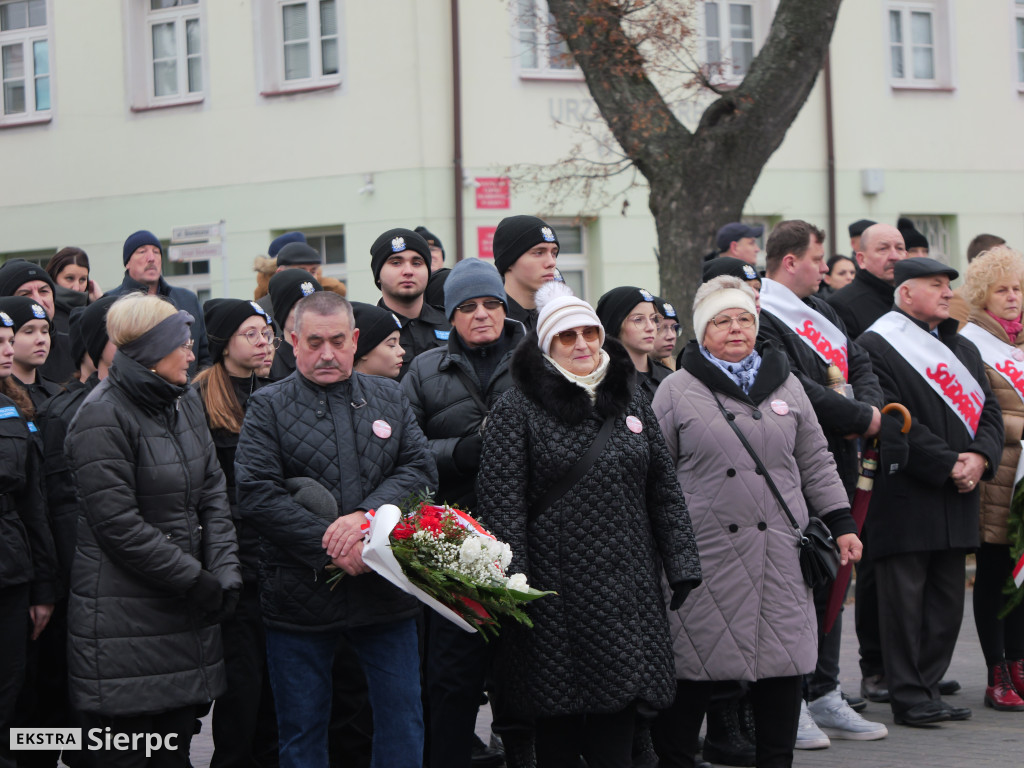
[711, 391, 840, 589]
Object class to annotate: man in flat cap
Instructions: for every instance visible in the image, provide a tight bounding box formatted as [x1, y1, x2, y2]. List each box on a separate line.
[857, 258, 1003, 727]
[706, 222, 764, 266]
[492, 215, 559, 333]
[371, 228, 451, 380]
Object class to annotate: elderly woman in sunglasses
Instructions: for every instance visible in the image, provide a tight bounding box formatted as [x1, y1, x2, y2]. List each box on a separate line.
[651, 276, 860, 768]
[476, 280, 701, 768]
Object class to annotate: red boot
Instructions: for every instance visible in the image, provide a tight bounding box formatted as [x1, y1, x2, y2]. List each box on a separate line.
[1007, 659, 1024, 698]
[985, 662, 1024, 711]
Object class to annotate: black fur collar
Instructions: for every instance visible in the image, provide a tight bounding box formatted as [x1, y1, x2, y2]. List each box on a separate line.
[512, 334, 636, 424]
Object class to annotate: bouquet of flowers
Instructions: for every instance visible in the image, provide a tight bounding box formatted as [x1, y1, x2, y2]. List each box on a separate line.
[329, 493, 552, 638]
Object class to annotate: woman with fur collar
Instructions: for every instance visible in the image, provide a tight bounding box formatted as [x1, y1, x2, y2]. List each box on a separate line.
[475, 281, 701, 768]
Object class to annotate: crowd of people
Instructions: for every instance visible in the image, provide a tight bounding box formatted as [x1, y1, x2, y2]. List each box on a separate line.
[0, 213, 1020, 768]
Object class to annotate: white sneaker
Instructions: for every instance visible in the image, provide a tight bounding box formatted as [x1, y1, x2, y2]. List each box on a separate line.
[796, 700, 830, 749]
[808, 687, 889, 741]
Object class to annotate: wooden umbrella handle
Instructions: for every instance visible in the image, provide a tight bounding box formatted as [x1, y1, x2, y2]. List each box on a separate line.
[882, 402, 912, 433]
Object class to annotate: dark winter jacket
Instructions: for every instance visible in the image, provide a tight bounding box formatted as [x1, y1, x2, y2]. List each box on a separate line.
[106, 273, 211, 372]
[37, 373, 100, 587]
[403, 320, 525, 510]
[504, 295, 538, 333]
[235, 370, 437, 632]
[758, 300, 884, 495]
[268, 338, 295, 381]
[637, 358, 672, 402]
[65, 352, 240, 716]
[39, 286, 82, 384]
[475, 335, 701, 718]
[654, 342, 853, 681]
[376, 298, 451, 380]
[0, 393, 58, 604]
[13, 375, 61, 417]
[827, 269, 894, 340]
[858, 311, 1005, 558]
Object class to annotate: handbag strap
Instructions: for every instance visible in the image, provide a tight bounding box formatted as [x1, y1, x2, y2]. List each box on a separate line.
[531, 415, 616, 520]
[710, 390, 803, 538]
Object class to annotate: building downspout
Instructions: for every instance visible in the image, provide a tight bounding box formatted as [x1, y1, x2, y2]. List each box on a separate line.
[451, 0, 465, 261]
[824, 49, 837, 253]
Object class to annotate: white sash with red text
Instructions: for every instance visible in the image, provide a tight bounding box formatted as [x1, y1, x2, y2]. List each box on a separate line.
[867, 311, 986, 438]
[759, 277, 849, 379]
[959, 322, 1024, 408]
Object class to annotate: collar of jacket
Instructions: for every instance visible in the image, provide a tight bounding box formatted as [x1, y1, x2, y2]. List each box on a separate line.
[679, 339, 791, 406]
[376, 297, 449, 328]
[511, 333, 635, 424]
[854, 268, 896, 300]
[968, 304, 1024, 347]
[54, 284, 88, 313]
[119, 271, 172, 297]
[108, 350, 189, 413]
[294, 368, 366, 401]
[440, 319, 524, 369]
[892, 307, 960, 343]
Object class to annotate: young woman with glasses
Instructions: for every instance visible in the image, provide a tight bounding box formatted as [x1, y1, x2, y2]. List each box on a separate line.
[596, 286, 672, 402]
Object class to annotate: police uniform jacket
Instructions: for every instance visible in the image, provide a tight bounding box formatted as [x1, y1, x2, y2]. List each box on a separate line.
[376, 298, 451, 380]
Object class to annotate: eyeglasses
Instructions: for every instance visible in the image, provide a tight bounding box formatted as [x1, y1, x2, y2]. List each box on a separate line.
[709, 312, 756, 330]
[554, 326, 601, 347]
[181, 339, 195, 351]
[662, 322, 682, 338]
[626, 313, 659, 330]
[455, 299, 504, 314]
[237, 328, 281, 348]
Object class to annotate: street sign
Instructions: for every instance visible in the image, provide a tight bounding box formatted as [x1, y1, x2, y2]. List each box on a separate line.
[171, 223, 223, 242]
[168, 242, 223, 263]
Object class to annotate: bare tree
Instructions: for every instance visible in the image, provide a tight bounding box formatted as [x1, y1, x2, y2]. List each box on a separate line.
[539, 0, 843, 338]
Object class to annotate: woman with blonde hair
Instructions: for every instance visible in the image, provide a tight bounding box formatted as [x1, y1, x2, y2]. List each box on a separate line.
[961, 245, 1024, 711]
[65, 292, 240, 766]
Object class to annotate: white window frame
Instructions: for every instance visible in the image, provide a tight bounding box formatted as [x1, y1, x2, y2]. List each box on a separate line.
[0, 0, 52, 127]
[886, 1, 954, 90]
[900, 214, 953, 263]
[304, 227, 347, 283]
[254, 0, 344, 96]
[698, 0, 772, 86]
[549, 220, 589, 300]
[1015, 0, 1024, 91]
[512, 0, 583, 81]
[124, 0, 206, 111]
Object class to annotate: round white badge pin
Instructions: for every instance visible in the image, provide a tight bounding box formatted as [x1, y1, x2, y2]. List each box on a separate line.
[770, 400, 790, 416]
[372, 420, 392, 439]
[626, 415, 643, 433]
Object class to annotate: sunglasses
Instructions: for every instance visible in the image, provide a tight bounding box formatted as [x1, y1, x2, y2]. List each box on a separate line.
[455, 299, 504, 314]
[554, 326, 601, 347]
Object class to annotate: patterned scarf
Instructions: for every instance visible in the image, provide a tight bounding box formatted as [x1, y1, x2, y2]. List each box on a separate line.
[700, 346, 762, 394]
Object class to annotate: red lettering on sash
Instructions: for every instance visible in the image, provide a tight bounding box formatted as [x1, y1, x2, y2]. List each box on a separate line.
[995, 359, 1024, 400]
[796, 319, 849, 379]
[926, 362, 982, 433]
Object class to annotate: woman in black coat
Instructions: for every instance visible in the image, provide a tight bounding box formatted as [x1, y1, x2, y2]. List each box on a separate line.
[475, 282, 701, 768]
[65, 293, 240, 767]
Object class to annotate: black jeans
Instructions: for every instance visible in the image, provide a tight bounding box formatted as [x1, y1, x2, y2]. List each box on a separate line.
[652, 676, 803, 768]
[535, 703, 636, 768]
[855, 523, 885, 679]
[973, 542, 1024, 668]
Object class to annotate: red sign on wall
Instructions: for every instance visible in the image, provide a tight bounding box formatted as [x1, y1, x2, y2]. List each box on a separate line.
[475, 177, 510, 209]
[477, 227, 497, 258]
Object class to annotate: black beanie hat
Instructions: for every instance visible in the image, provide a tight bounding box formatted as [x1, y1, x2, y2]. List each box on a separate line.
[276, 242, 322, 267]
[77, 294, 118, 368]
[492, 215, 558, 275]
[702, 256, 761, 284]
[414, 226, 445, 258]
[0, 259, 55, 297]
[596, 286, 656, 338]
[653, 295, 678, 320]
[369, 228, 432, 288]
[122, 230, 162, 266]
[897, 217, 929, 251]
[0, 295, 50, 333]
[204, 298, 272, 364]
[269, 270, 322, 328]
[848, 219, 876, 238]
[351, 302, 402, 359]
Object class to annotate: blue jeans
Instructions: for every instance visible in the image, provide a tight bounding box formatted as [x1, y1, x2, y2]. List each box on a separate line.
[265, 618, 423, 768]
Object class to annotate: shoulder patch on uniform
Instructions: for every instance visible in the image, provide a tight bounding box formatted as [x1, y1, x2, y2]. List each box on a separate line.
[0, 406, 19, 419]
[434, 330, 450, 340]
[27, 421, 37, 432]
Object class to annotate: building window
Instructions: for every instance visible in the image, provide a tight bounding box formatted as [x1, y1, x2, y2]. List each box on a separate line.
[1016, 0, 1024, 88]
[550, 222, 588, 300]
[0, 0, 51, 126]
[271, 228, 346, 283]
[255, 0, 343, 95]
[126, 0, 205, 110]
[887, 2, 952, 89]
[513, 0, 582, 80]
[900, 214, 953, 263]
[700, 1, 770, 84]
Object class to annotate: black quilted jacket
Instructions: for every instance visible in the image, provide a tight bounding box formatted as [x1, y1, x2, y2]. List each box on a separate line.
[475, 335, 701, 718]
[235, 369, 437, 631]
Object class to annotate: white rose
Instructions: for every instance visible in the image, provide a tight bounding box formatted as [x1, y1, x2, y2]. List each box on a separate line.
[498, 542, 512, 570]
[459, 537, 485, 565]
[507, 573, 529, 591]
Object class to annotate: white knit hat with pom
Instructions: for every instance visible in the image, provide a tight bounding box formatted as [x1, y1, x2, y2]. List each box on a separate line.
[535, 280, 605, 353]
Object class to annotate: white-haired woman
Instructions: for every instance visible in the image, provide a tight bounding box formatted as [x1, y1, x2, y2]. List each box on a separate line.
[65, 293, 240, 767]
[651, 276, 860, 768]
[476, 281, 701, 768]
[961, 246, 1024, 711]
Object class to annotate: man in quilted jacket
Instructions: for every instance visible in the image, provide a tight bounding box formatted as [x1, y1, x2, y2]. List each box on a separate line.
[235, 290, 437, 768]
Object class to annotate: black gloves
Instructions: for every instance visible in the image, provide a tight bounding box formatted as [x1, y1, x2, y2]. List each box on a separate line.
[669, 580, 698, 611]
[453, 433, 484, 474]
[220, 588, 241, 620]
[188, 570, 223, 613]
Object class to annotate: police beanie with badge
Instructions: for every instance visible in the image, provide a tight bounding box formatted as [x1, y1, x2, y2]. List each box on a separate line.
[596, 286, 656, 338]
[535, 280, 604, 354]
[276, 242, 321, 267]
[692, 276, 758, 345]
[415, 226, 444, 259]
[77, 294, 118, 368]
[370, 228, 433, 288]
[443, 258, 507, 320]
[269, 270, 322, 327]
[702, 256, 761, 284]
[269, 231, 306, 259]
[653, 296, 678, 322]
[122, 230, 162, 266]
[204, 298, 272, 364]
[351, 302, 402, 359]
[0, 259, 56, 297]
[492, 215, 559, 276]
[0, 295, 51, 333]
